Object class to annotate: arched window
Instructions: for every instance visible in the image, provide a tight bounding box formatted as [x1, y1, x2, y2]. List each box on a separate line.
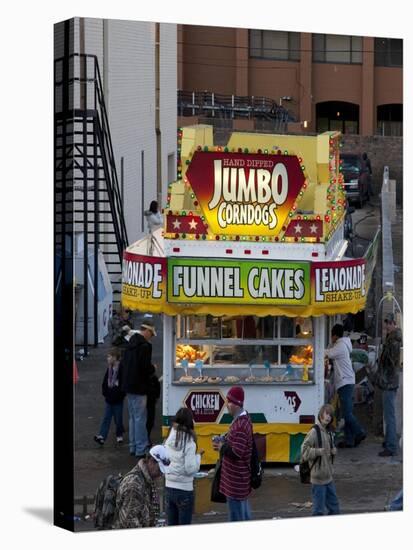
[316, 101, 359, 134]
[377, 104, 403, 136]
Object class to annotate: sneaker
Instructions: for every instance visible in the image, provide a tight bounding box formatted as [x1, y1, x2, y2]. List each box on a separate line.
[94, 435, 104, 446]
[378, 449, 395, 457]
[116, 436, 124, 444]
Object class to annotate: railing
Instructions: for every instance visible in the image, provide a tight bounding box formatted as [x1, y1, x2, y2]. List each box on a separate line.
[54, 53, 128, 253]
[374, 166, 402, 340]
[178, 90, 295, 126]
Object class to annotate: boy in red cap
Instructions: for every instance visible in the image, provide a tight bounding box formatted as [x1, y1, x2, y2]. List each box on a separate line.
[212, 386, 253, 521]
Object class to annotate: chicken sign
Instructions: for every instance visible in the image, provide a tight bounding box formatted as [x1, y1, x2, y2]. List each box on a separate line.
[185, 151, 306, 238]
[184, 390, 226, 423]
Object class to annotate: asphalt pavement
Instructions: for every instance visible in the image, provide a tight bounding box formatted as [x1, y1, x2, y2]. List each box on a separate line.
[72, 199, 403, 531]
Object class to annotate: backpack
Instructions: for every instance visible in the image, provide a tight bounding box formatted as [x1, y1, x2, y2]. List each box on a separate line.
[299, 424, 322, 484]
[250, 435, 263, 490]
[94, 473, 123, 529]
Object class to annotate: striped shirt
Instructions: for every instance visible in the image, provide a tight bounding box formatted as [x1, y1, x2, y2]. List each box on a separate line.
[220, 412, 253, 499]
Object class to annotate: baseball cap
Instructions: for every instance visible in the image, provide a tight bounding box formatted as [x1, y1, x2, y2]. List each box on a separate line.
[149, 445, 170, 473]
[141, 323, 157, 337]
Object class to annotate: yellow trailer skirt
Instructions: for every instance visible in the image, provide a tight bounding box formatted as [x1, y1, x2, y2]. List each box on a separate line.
[162, 422, 313, 464]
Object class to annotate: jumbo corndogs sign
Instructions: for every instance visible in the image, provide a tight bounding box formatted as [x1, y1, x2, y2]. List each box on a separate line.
[185, 151, 305, 238]
[122, 252, 367, 316]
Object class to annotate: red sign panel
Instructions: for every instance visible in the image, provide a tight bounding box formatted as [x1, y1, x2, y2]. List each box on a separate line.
[186, 151, 305, 237]
[311, 258, 366, 304]
[184, 390, 226, 423]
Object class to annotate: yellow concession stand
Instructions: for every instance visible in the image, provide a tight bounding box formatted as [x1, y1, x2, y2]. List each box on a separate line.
[122, 125, 376, 464]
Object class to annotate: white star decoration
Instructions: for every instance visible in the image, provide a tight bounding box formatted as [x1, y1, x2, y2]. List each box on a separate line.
[189, 219, 198, 230]
[172, 219, 181, 230]
[294, 223, 303, 234]
[310, 223, 318, 234]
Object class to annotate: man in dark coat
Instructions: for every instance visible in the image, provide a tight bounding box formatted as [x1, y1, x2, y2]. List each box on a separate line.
[376, 314, 402, 457]
[122, 322, 157, 458]
[361, 152, 373, 200]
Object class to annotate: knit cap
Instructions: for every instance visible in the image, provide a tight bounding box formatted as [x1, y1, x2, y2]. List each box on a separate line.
[226, 386, 244, 407]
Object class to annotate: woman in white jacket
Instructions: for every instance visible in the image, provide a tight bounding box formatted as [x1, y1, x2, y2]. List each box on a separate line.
[144, 200, 163, 233]
[164, 407, 204, 525]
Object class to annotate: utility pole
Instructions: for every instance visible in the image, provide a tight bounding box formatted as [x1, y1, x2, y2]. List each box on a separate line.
[155, 22, 162, 206]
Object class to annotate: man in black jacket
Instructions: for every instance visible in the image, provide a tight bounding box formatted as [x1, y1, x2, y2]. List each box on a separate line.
[122, 322, 157, 458]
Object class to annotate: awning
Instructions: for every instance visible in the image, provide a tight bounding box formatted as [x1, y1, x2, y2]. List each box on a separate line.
[121, 231, 374, 317]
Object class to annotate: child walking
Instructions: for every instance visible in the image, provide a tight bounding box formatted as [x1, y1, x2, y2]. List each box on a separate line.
[164, 407, 204, 525]
[301, 403, 340, 516]
[94, 348, 125, 446]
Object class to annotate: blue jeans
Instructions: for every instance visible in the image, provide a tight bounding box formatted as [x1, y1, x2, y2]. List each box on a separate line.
[127, 394, 149, 456]
[227, 497, 252, 522]
[99, 402, 124, 439]
[337, 384, 365, 445]
[311, 482, 340, 516]
[389, 489, 403, 511]
[165, 487, 194, 525]
[383, 389, 398, 453]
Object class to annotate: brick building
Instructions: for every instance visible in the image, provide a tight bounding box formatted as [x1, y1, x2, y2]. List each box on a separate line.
[178, 25, 403, 196]
[178, 26, 402, 136]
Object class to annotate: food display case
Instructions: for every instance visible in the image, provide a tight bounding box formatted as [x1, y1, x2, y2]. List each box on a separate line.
[173, 315, 315, 385]
[121, 125, 377, 463]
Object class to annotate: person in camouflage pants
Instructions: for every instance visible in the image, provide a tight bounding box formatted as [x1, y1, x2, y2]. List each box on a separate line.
[114, 445, 169, 528]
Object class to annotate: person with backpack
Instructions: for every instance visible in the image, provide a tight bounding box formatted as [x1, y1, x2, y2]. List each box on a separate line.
[164, 407, 204, 525]
[301, 404, 340, 516]
[113, 445, 170, 529]
[212, 386, 253, 521]
[121, 322, 157, 458]
[94, 348, 125, 446]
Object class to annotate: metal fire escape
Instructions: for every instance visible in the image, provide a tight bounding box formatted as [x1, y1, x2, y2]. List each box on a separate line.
[54, 53, 128, 353]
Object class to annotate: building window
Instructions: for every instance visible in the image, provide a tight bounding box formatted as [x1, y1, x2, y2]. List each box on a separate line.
[249, 30, 300, 61]
[375, 38, 403, 67]
[313, 34, 362, 64]
[316, 101, 359, 134]
[376, 104, 403, 136]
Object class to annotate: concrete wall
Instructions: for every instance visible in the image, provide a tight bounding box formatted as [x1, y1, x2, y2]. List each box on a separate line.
[102, 18, 157, 242]
[83, 18, 177, 242]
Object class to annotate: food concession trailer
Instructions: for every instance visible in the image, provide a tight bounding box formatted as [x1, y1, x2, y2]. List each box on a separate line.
[121, 125, 375, 464]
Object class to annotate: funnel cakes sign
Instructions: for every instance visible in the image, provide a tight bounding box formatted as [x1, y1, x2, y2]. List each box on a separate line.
[186, 151, 306, 237]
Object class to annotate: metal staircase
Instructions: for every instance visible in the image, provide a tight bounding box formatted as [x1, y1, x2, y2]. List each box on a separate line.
[54, 53, 128, 352]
